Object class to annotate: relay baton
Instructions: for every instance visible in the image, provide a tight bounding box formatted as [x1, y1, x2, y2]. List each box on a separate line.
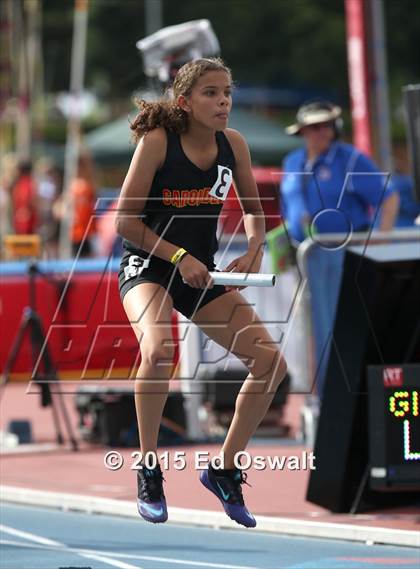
[209, 272, 275, 287]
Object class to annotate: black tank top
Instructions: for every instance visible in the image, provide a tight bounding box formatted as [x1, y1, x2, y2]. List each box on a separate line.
[122, 129, 236, 263]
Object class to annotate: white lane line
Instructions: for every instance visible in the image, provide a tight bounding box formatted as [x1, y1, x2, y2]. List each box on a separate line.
[0, 538, 262, 569]
[108, 554, 261, 569]
[0, 524, 62, 546]
[0, 526, 143, 569]
[82, 552, 143, 569]
[2, 539, 57, 548]
[1, 540, 142, 569]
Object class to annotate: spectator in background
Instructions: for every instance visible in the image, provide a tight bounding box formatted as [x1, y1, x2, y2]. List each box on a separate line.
[70, 153, 97, 256]
[35, 157, 63, 258]
[10, 160, 39, 235]
[281, 99, 399, 399]
[54, 153, 97, 257]
[0, 154, 17, 252]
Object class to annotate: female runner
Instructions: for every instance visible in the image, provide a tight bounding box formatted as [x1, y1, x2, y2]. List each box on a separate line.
[116, 58, 287, 528]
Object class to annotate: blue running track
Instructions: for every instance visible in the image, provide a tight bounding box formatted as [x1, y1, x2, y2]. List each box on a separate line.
[1, 504, 419, 569]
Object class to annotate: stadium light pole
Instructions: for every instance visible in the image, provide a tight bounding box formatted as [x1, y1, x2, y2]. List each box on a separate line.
[145, 0, 162, 36]
[145, 0, 162, 91]
[368, 0, 393, 171]
[15, 0, 31, 159]
[59, 0, 88, 259]
[345, 0, 393, 170]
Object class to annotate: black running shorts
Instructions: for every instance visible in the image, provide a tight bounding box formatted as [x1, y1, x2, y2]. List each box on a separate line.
[118, 250, 230, 319]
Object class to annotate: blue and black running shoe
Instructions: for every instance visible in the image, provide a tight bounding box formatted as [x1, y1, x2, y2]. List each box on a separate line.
[136, 463, 168, 523]
[200, 464, 256, 528]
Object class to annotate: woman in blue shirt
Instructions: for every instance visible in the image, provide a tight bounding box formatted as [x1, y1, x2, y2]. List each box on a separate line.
[281, 100, 399, 398]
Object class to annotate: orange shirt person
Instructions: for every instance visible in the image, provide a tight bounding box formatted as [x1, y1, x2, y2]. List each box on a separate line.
[69, 154, 96, 257]
[54, 154, 96, 257]
[70, 177, 96, 255]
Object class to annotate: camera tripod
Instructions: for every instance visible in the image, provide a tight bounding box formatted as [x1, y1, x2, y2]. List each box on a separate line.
[1, 261, 78, 450]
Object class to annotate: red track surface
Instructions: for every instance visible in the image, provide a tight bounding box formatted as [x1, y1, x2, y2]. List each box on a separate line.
[1, 384, 419, 533]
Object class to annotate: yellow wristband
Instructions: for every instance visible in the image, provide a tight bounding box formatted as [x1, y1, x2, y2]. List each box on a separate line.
[170, 247, 188, 265]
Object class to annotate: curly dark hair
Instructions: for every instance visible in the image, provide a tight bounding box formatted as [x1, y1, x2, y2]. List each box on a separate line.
[130, 57, 232, 143]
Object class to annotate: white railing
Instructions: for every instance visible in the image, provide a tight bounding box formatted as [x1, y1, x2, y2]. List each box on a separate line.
[296, 228, 419, 392]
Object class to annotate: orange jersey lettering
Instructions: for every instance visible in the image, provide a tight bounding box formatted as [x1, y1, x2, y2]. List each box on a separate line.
[161, 187, 223, 208]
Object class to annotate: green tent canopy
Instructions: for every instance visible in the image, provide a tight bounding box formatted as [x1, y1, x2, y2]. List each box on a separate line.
[86, 107, 302, 166]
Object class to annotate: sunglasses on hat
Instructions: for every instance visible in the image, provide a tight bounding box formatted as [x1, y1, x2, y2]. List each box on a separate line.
[304, 121, 335, 131]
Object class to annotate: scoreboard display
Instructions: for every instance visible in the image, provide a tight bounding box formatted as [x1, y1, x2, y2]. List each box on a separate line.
[368, 364, 420, 491]
[307, 246, 419, 512]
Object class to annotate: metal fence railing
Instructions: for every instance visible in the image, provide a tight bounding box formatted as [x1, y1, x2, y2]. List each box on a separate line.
[296, 228, 419, 394]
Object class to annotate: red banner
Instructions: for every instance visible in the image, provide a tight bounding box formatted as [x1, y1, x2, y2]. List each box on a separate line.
[345, 0, 373, 156]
